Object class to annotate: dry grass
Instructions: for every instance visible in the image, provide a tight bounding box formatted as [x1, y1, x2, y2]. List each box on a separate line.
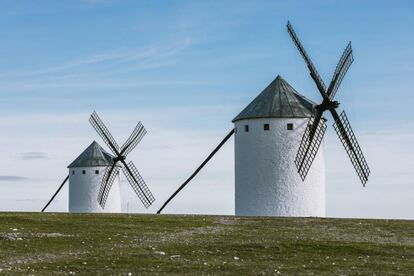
[0, 213, 413, 275]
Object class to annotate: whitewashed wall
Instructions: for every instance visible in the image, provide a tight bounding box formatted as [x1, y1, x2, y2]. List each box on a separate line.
[234, 118, 325, 217]
[68, 166, 121, 213]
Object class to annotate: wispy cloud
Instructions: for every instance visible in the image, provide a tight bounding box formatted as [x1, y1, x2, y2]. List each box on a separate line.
[1, 37, 192, 81]
[0, 176, 28, 182]
[20, 152, 50, 160]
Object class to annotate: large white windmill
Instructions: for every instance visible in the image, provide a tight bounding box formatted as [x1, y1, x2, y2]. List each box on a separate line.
[232, 75, 325, 216]
[157, 22, 370, 217]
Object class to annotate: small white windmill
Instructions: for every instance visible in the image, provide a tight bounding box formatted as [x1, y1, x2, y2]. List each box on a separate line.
[41, 111, 155, 213]
[67, 140, 122, 213]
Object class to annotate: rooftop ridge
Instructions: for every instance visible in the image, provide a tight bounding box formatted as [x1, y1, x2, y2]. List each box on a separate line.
[232, 75, 316, 122]
[68, 141, 116, 168]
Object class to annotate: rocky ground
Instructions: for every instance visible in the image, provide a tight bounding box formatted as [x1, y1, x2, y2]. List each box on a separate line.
[0, 213, 413, 275]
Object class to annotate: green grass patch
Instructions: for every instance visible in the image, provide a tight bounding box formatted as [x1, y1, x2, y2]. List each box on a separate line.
[0, 213, 413, 275]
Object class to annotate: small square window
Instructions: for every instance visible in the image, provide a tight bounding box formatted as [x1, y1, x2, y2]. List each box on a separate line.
[82, 170, 86, 175]
[72, 170, 75, 175]
[244, 125, 249, 132]
[287, 123, 294, 130]
[95, 170, 99, 175]
[264, 124, 270, 131]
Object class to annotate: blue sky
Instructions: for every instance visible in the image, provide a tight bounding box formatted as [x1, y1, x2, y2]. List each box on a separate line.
[0, 1, 413, 218]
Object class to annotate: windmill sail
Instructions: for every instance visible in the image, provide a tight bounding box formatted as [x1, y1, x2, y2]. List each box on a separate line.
[333, 111, 370, 185]
[122, 161, 155, 208]
[90, 111, 155, 209]
[98, 165, 121, 208]
[288, 21, 370, 185]
[327, 42, 354, 99]
[90, 111, 120, 155]
[295, 114, 327, 180]
[287, 21, 327, 95]
[120, 122, 147, 156]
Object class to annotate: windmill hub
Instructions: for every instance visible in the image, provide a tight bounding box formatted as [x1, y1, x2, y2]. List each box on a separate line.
[113, 156, 126, 163]
[315, 100, 340, 113]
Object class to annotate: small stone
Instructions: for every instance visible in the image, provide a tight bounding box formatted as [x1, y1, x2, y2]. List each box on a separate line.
[154, 251, 165, 255]
[233, 256, 240, 261]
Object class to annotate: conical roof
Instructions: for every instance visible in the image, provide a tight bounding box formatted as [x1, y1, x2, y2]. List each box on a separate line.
[233, 75, 316, 122]
[68, 141, 115, 168]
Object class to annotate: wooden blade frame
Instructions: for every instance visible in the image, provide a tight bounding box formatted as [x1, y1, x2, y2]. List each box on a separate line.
[287, 21, 327, 97]
[327, 42, 354, 99]
[295, 114, 327, 180]
[288, 21, 370, 185]
[122, 161, 155, 208]
[333, 111, 370, 185]
[89, 111, 120, 156]
[97, 165, 120, 208]
[90, 111, 155, 207]
[120, 122, 146, 157]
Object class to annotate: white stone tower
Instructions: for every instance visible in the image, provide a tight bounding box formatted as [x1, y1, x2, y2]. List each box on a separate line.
[233, 75, 325, 217]
[67, 141, 121, 213]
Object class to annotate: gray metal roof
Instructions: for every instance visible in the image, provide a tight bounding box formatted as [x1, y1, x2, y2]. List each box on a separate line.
[68, 141, 115, 168]
[233, 75, 316, 122]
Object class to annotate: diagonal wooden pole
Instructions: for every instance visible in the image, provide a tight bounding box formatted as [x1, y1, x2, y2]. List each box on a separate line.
[157, 129, 235, 214]
[41, 175, 69, 212]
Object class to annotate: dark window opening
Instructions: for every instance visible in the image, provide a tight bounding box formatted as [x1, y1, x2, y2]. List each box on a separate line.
[287, 123, 294, 130]
[82, 170, 86, 175]
[95, 170, 99, 175]
[264, 124, 270, 131]
[244, 125, 249, 132]
[72, 170, 75, 175]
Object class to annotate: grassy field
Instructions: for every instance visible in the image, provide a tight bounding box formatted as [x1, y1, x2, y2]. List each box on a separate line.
[0, 213, 413, 275]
